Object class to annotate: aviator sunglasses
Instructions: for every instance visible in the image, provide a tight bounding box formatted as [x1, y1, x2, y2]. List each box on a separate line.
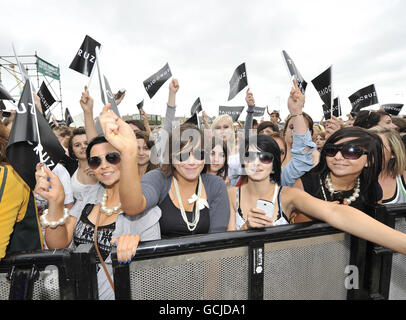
[175, 149, 206, 162]
[88, 152, 121, 169]
[244, 152, 274, 164]
[324, 143, 368, 160]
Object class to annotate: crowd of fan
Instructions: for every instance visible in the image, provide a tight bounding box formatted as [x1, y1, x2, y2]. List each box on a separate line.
[1, 78, 406, 299]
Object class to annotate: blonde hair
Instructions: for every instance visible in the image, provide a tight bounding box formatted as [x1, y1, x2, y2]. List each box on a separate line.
[211, 114, 235, 146]
[369, 126, 406, 177]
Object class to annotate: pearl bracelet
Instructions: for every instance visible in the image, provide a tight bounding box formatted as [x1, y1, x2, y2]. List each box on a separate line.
[40, 208, 70, 229]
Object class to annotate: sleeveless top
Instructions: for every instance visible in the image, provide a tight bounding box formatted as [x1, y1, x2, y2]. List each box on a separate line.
[235, 184, 289, 230]
[73, 204, 115, 264]
[158, 183, 210, 239]
[383, 175, 406, 205]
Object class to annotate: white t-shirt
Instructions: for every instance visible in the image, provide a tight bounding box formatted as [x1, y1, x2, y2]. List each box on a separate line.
[71, 169, 100, 203]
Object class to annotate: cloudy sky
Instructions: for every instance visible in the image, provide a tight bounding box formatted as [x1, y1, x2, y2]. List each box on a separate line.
[1, 0, 405, 124]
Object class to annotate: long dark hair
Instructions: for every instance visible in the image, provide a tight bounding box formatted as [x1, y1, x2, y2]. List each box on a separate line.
[354, 110, 389, 129]
[240, 134, 282, 186]
[202, 137, 229, 179]
[314, 127, 383, 203]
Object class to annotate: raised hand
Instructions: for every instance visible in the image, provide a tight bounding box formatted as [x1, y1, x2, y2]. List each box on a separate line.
[98, 104, 138, 155]
[34, 163, 65, 205]
[80, 86, 94, 114]
[168, 78, 179, 107]
[287, 79, 305, 115]
[245, 88, 255, 107]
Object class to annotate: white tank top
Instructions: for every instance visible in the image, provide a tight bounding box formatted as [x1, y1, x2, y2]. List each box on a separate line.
[235, 184, 289, 230]
[383, 175, 406, 205]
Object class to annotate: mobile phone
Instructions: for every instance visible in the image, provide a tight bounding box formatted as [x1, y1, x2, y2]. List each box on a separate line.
[256, 199, 273, 218]
[115, 89, 126, 100]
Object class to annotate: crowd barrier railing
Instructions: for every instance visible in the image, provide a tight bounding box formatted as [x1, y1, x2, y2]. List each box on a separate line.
[0, 244, 98, 300]
[111, 222, 362, 300]
[366, 203, 406, 300]
[1, 203, 405, 300]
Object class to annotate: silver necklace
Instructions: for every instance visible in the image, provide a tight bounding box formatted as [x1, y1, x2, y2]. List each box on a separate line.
[322, 174, 361, 205]
[100, 190, 122, 216]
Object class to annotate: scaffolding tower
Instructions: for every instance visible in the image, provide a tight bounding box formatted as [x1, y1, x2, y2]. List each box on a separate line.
[0, 52, 63, 118]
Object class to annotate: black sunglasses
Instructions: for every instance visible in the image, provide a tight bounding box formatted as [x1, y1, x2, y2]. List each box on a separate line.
[244, 152, 274, 164]
[324, 143, 368, 160]
[175, 149, 206, 162]
[88, 152, 121, 169]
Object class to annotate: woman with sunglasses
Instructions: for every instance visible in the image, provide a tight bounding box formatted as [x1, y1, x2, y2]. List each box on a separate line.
[228, 134, 288, 230]
[34, 135, 161, 299]
[292, 127, 383, 223]
[369, 126, 406, 204]
[98, 104, 230, 238]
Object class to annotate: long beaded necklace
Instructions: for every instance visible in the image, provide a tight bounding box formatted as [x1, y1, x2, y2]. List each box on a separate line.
[320, 174, 361, 205]
[100, 190, 122, 216]
[173, 176, 203, 232]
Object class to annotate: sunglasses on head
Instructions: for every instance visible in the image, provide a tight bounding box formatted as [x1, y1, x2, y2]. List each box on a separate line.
[175, 149, 205, 162]
[244, 152, 274, 164]
[88, 152, 121, 169]
[324, 143, 368, 160]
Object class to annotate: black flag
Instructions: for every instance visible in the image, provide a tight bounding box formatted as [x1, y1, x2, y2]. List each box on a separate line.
[0, 100, 6, 111]
[65, 108, 74, 126]
[381, 104, 404, 116]
[219, 106, 244, 122]
[143, 63, 172, 99]
[69, 35, 101, 77]
[102, 75, 121, 117]
[228, 63, 248, 101]
[253, 107, 266, 117]
[282, 50, 307, 94]
[6, 81, 65, 189]
[322, 97, 342, 120]
[349, 84, 379, 113]
[137, 100, 144, 112]
[312, 66, 332, 110]
[190, 97, 203, 115]
[184, 113, 198, 126]
[0, 82, 15, 101]
[37, 81, 56, 113]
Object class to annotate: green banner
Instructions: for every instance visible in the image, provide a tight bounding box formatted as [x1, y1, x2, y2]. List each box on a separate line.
[37, 56, 60, 80]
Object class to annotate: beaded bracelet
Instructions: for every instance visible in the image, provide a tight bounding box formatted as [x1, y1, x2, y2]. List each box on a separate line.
[40, 208, 70, 229]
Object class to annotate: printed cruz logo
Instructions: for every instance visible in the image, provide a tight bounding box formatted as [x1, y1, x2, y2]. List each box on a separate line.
[318, 85, 331, 97]
[351, 92, 377, 108]
[77, 49, 96, 63]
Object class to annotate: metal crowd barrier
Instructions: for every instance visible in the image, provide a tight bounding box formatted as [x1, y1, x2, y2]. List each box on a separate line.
[1, 203, 406, 300]
[112, 222, 357, 300]
[0, 244, 98, 300]
[366, 203, 406, 300]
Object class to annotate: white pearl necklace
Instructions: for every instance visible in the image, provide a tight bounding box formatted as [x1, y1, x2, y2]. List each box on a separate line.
[100, 190, 122, 216]
[324, 174, 361, 205]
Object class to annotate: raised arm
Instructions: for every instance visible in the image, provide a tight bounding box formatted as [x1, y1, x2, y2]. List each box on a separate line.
[98, 104, 147, 215]
[80, 86, 98, 142]
[140, 109, 152, 135]
[163, 78, 179, 134]
[282, 187, 406, 255]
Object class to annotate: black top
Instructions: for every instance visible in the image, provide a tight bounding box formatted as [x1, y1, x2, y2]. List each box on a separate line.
[300, 171, 382, 215]
[73, 204, 115, 263]
[158, 190, 210, 239]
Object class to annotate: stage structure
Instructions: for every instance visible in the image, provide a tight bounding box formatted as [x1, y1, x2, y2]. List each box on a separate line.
[0, 52, 63, 119]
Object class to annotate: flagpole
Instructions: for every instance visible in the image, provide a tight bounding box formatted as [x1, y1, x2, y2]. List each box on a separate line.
[29, 80, 44, 164]
[95, 46, 108, 106]
[330, 65, 334, 118]
[12, 43, 43, 163]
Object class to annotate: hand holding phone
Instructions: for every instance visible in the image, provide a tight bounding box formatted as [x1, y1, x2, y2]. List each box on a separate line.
[256, 200, 274, 219]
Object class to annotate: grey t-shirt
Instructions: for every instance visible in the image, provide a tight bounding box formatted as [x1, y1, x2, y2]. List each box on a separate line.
[141, 169, 230, 234]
